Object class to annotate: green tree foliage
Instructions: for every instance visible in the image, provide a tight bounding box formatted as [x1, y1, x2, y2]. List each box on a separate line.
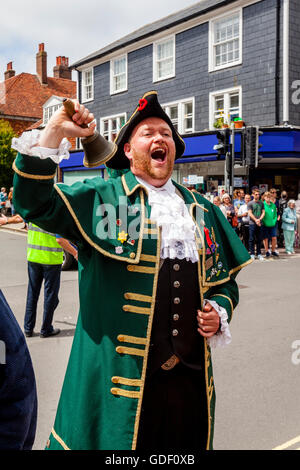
[0, 120, 17, 188]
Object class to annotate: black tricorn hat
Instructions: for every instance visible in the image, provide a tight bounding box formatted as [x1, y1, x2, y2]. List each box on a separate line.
[106, 91, 186, 169]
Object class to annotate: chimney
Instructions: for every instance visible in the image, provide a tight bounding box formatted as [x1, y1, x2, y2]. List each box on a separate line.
[53, 56, 72, 80]
[4, 62, 15, 80]
[36, 43, 47, 84]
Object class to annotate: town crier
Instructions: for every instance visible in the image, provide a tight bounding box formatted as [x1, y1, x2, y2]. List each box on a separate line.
[12, 91, 251, 450]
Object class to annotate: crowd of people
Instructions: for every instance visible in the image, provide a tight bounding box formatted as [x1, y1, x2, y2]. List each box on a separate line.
[213, 187, 300, 259]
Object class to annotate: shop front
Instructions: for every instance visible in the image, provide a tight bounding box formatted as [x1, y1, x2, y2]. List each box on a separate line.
[58, 127, 300, 199]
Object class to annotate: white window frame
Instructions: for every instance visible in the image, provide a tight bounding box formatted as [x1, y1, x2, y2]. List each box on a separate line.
[110, 54, 128, 95]
[43, 96, 64, 126]
[100, 113, 127, 142]
[81, 67, 94, 103]
[209, 86, 242, 130]
[163, 97, 195, 134]
[208, 8, 243, 72]
[153, 35, 176, 82]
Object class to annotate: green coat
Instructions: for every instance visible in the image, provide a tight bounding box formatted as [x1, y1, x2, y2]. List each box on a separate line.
[13, 152, 251, 450]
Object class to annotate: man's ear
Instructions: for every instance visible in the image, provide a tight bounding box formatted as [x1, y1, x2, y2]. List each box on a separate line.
[124, 143, 132, 161]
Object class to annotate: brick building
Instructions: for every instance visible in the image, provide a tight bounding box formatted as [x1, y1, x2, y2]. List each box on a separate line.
[0, 44, 76, 142]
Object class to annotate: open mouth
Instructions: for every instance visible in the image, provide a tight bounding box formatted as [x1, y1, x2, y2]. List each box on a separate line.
[151, 148, 166, 163]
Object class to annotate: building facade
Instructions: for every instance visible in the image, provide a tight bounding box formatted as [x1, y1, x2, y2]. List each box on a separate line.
[0, 44, 76, 144]
[61, 0, 300, 198]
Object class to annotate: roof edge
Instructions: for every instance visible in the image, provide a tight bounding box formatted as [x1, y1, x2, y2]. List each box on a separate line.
[70, 0, 234, 69]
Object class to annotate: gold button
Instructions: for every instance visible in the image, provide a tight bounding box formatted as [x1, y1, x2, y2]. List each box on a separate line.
[174, 297, 180, 304]
[130, 252, 136, 259]
[173, 263, 180, 271]
[173, 314, 179, 321]
[173, 281, 180, 288]
[172, 329, 179, 336]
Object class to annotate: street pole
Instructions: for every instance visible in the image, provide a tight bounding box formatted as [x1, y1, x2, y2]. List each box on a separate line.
[230, 123, 235, 197]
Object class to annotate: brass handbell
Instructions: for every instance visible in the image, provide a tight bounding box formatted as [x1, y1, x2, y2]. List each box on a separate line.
[63, 99, 117, 168]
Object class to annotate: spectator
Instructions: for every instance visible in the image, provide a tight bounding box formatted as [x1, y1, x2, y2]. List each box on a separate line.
[247, 189, 265, 261]
[262, 191, 279, 258]
[237, 194, 251, 251]
[295, 193, 300, 248]
[0, 290, 37, 449]
[213, 195, 227, 218]
[234, 190, 245, 237]
[0, 214, 24, 226]
[282, 200, 297, 254]
[270, 188, 279, 211]
[232, 189, 240, 203]
[221, 194, 236, 227]
[0, 187, 8, 215]
[7, 187, 15, 216]
[278, 190, 288, 247]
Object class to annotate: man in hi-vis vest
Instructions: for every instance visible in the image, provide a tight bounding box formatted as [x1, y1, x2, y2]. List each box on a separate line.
[24, 223, 75, 338]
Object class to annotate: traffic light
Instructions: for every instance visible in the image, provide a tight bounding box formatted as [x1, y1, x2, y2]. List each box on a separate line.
[214, 128, 230, 159]
[244, 126, 263, 167]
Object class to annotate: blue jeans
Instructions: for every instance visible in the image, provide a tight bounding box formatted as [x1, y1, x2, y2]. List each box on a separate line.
[249, 224, 262, 256]
[24, 262, 61, 335]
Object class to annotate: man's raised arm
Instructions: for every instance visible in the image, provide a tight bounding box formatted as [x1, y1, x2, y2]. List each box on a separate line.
[12, 101, 96, 241]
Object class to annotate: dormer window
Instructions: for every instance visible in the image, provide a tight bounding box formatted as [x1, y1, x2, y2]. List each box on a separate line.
[43, 96, 64, 126]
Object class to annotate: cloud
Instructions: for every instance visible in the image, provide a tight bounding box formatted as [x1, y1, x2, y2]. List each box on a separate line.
[0, 0, 198, 78]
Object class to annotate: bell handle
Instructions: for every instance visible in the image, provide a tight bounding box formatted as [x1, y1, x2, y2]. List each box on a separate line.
[62, 98, 88, 129]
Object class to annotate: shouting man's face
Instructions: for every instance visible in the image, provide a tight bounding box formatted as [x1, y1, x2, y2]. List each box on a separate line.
[124, 117, 176, 187]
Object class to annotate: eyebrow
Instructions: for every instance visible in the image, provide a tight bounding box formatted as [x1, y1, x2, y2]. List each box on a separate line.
[141, 125, 171, 133]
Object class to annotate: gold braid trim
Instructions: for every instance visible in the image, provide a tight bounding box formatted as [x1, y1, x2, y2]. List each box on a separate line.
[204, 340, 212, 450]
[139, 254, 157, 263]
[116, 346, 145, 357]
[117, 334, 147, 345]
[127, 265, 156, 274]
[131, 219, 161, 450]
[111, 388, 141, 399]
[12, 160, 56, 180]
[143, 228, 158, 235]
[144, 218, 157, 225]
[122, 305, 151, 315]
[124, 292, 152, 303]
[111, 376, 142, 387]
[51, 428, 70, 450]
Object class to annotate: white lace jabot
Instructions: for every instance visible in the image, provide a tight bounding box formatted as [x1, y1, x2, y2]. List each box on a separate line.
[136, 177, 199, 263]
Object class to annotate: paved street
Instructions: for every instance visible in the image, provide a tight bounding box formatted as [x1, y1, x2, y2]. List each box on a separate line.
[0, 225, 300, 450]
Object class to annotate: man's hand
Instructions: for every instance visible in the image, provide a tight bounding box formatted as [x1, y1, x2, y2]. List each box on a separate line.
[39, 100, 96, 149]
[197, 303, 220, 338]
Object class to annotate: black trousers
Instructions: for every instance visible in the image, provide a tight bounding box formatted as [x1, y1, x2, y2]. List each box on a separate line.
[136, 363, 208, 451]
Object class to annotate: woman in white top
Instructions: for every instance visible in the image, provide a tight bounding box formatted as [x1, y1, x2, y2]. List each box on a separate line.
[213, 195, 227, 218]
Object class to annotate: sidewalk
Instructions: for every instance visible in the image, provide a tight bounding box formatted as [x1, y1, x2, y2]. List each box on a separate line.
[0, 222, 28, 234]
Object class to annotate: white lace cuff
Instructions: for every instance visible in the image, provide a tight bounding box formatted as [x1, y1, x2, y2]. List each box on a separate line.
[204, 299, 232, 348]
[11, 130, 71, 164]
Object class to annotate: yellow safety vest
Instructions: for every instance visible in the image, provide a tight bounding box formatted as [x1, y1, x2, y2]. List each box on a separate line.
[27, 223, 63, 265]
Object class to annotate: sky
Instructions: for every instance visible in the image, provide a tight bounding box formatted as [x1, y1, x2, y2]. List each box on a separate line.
[0, 0, 199, 81]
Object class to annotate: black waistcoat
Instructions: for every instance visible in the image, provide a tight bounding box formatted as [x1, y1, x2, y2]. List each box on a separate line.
[146, 258, 205, 376]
